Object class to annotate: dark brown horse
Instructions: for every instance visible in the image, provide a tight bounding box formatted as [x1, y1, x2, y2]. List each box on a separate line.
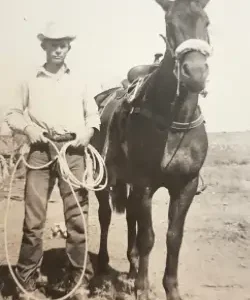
[94, 0, 212, 299]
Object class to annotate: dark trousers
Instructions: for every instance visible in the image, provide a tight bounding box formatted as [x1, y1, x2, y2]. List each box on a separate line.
[16, 143, 93, 285]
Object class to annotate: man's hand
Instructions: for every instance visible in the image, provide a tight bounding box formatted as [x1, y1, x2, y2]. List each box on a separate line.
[24, 125, 48, 144]
[72, 127, 95, 148]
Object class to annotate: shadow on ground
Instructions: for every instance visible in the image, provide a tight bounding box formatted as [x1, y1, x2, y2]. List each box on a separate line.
[0, 249, 139, 300]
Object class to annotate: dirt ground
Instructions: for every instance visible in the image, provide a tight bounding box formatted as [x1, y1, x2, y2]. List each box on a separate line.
[0, 132, 250, 300]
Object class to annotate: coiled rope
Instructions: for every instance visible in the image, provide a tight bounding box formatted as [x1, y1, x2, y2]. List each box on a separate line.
[4, 139, 107, 300]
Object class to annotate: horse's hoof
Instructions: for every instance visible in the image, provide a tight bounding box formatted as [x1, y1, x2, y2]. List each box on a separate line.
[135, 289, 149, 300]
[166, 292, 182, 300]
[97, 254, 110, 275]
[97, 257, 110, 275]
[97, 264, 110, 275]
[115, 273, 134, 295]
[91, 274, 115, 300]
[128, 269, 137, 280]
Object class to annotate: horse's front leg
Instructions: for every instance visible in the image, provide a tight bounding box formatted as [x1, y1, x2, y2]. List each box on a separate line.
[163, 176, 198, 300]
[134, 186, 156, 300]
[96, 189, 112, 273]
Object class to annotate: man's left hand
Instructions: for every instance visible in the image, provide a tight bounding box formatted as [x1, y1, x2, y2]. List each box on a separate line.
[72, 127, 95, 147]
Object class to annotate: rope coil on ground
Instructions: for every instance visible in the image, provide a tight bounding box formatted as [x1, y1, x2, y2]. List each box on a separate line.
[4, 139, 108, 300]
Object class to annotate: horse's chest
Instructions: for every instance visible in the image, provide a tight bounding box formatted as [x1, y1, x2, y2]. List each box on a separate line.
[126, 127, 167, 169]
[161, 147, 196, 175]
[160, 130, 208, 175]
[118, 118, 208, 182]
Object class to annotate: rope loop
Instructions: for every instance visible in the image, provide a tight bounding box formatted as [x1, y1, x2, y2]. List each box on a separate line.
[4, 139, 107, 300]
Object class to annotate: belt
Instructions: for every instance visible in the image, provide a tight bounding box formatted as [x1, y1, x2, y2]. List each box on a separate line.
[43, 132, 76, 142]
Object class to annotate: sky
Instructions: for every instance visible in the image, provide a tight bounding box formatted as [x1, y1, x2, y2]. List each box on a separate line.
[0, 0, 250, 133]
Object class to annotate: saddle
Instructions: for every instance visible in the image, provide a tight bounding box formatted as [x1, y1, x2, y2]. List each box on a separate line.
[94, 87, 127, 123]
[94, 63, 161, 112]
[93, 60, 162, 168]
[127, 64, 160, 84]
[94, 87, 121, 108]
[94, 51, 163, 108]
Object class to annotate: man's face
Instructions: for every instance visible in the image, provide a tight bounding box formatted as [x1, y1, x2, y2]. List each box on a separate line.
[42, 39, 71, 65]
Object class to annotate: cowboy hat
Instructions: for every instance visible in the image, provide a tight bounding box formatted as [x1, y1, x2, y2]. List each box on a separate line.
[37, 21, 76, 42]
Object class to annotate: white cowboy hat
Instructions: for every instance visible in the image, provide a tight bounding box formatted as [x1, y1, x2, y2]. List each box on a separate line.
[37, 21, 76, 42]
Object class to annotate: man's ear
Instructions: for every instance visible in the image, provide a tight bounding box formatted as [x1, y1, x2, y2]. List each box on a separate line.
[41, 42, 46, 51]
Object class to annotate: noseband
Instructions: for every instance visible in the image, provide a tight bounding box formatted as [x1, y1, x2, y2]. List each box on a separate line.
[166, 38, 213, 96]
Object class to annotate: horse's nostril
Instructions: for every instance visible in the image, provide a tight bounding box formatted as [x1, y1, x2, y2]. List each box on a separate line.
[182, 62, 209, 78]
[182, 63, 191, 77]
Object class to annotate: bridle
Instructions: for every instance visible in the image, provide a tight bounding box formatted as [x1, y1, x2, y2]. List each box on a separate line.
[157, 30, 213, 174]
[164, 29, 213, 97]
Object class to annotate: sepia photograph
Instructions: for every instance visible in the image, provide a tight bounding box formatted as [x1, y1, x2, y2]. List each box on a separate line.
[0, 1, 249, 300]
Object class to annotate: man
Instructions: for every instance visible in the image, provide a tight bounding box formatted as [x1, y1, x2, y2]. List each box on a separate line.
[5, 21, 100, 300]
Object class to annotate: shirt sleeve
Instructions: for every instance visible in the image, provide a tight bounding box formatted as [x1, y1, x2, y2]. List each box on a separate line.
[4, 79, 31, 134]
[82, 88, 101, 131]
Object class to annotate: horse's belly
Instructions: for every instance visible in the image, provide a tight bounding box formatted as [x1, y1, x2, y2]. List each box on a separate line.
[106, 155, 156, 186]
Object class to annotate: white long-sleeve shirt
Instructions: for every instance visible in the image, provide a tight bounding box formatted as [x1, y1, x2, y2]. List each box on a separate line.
[4, 65, 100, 136]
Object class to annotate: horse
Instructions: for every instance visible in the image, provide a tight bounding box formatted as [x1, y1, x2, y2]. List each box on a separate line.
[93, 0, 212, 299]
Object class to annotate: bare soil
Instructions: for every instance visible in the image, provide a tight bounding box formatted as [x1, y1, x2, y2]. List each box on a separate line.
[0, 132, 250, 300]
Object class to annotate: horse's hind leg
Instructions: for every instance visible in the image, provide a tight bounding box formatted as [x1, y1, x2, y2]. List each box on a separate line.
[96, 180, 127, 273]
[96, 189, 112, 273]
[126, 187, 139, 279]
[134, 186, 156, 300]
[163, 176, 198, 300]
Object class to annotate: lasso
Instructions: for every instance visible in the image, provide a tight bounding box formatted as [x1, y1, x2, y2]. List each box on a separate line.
[4, 138, 108, 300]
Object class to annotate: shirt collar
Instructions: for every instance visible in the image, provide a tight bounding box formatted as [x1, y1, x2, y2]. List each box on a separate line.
[36, 64, 71, 78]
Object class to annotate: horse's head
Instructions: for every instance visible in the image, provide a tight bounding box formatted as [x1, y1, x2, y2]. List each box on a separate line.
[155, 0, 212, 93]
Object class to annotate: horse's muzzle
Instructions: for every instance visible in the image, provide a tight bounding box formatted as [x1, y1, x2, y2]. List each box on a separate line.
[179, 51, 209, 93]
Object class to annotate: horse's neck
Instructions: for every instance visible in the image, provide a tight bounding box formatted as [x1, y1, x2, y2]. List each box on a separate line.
[173, 91, 200, 123]
[146, 51, 200, 124]
[146, 51, 177, 117]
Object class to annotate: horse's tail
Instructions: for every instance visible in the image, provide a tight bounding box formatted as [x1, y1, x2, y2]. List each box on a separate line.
[110, 182, 129, 214]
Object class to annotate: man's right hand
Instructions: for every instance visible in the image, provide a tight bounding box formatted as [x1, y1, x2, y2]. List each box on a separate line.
[24, 125, 48, 144]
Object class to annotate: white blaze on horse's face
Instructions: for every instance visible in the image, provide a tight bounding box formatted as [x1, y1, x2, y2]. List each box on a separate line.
[155, 0, 212, 93]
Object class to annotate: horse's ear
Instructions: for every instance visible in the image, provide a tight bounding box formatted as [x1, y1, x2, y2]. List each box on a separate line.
[197, 0, 210, 8]
[159, 34, 167, 44]
[155, 0, 172, 12]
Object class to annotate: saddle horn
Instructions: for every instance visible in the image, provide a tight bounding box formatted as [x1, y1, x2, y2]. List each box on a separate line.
[154, 53, 163, 64]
